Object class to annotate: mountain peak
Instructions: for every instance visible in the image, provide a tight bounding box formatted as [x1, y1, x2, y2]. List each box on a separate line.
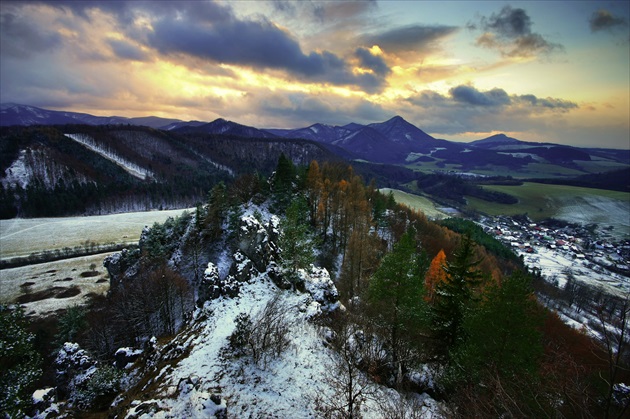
[472, 133, 522, 146]
[384, 115, 407, 124]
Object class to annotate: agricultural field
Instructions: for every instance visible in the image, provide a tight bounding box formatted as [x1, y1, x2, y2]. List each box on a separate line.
[0, 209, 191, 317]
[0, 253, 111, 317]
[0, 208, 190, 259]
[467, 182, 630, 237]
[380, 188, 448, 219]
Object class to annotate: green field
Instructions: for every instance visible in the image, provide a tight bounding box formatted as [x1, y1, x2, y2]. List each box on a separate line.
[380, 188, 448, 219]
[467, 183, 630, 236]
[0, 209, 191, 259]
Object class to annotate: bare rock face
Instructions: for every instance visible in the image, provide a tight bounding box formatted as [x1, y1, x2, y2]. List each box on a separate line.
[229, 251, 258, 283]
[198, 262, 239, 302]
[103, 248, 140, 289]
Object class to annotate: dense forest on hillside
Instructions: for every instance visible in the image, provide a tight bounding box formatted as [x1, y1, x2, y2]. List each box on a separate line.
[0, 126, 342, 218]
[528, 167, 630, 192]
[2, 157, 629, 418]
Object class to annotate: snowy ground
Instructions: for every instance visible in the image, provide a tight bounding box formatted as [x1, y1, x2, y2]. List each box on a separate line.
[0, 253, 111, 317]
[0, 209, 190, 259]
[519, 247, 629, 295]
[121, 275, 442, 418]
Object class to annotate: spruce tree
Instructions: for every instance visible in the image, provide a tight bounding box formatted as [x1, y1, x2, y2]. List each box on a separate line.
[432, 234, 484, 349]
[271, 153, 296, 212]
[278, 197, 315, 286]
[367, 229, 430, 385]
[450, 271, 543, 382]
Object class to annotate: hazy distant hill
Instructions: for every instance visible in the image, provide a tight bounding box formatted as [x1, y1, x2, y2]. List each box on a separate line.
[172, 118, 278, 138]
[0, 103, 181, 128]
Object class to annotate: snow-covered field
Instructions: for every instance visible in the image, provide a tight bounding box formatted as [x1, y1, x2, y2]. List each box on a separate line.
[0, 209, 190, 259]
[556, 195, 630, 238]
[1, 209, 190, 317]
[521, 247, 629, 295]
[0, 253, 111, 317]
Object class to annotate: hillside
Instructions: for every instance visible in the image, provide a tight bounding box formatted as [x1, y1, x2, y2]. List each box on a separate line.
[0, 125, 341, 218]
[4, 104, 627, 176]
[4, 160, 628, 418]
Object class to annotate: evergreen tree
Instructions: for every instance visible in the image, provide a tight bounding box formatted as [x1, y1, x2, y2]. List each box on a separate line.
[271, 153, 296, 212]
[450, 271, 543, 383]
[204, 182, 228, 240]
[367, 229, 430, 385]
[0, 304, 42, 417]
[55, 305, 87, 347]
[278, 197, 316, 286]
[432, 234, 485, 349]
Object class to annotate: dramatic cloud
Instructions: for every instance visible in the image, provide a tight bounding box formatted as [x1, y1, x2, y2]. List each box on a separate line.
[450, 85, 511, 107]
[355, 47, 391, 76]
[402, 85, 579, 136]
[363, 24, 458, 54]
[145, 13, 389, 92]
[107, 39, 149, 62]
[411, 85, 577, 112]
[475, 6, 563, 58]
[589, 9, 627, 32]
[0, 12, 62, 59]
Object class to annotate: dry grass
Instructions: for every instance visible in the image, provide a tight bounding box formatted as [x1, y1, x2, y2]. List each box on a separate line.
[0, 253, 112, 317]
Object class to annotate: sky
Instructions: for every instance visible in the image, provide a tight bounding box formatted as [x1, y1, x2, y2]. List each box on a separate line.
[0, 1, 629, 148]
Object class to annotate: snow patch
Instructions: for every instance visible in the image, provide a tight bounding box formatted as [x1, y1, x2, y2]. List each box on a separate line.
[65, 133, 152, 180]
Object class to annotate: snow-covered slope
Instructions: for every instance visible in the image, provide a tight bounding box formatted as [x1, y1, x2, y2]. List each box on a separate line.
[117, 273, 442, 418]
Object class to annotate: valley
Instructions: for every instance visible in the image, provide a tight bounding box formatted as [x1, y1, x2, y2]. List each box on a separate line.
[1, 108, 629, 418]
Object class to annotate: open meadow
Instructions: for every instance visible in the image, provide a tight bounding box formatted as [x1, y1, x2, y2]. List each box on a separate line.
[467, 183, 630, 237]
[0, 209, 191, 317]
[379, 188, 448, 219]
[0, 208, 191, 259]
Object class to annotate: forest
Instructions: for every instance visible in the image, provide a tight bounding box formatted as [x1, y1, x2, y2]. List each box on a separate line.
[1, 156, 629, 418]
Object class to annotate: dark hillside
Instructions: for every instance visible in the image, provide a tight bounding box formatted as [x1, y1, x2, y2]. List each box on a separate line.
[528, 167, 630, 192]
[0, 126, 346, 218]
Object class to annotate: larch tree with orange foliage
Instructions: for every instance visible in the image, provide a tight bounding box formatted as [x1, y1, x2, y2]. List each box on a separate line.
[425, 249, 448, 304]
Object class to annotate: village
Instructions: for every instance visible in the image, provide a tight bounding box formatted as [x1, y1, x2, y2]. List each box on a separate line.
[478, 215, 630, 296]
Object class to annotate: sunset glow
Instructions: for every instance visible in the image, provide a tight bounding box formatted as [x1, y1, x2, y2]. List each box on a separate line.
[0, 1, 628, 148]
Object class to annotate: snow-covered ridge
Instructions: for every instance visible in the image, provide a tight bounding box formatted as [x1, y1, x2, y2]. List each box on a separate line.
[64, 133, 152, 180]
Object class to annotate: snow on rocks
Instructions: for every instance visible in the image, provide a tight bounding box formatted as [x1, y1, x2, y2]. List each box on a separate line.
[235, 210, 280, 272]
[302, 265, 339, 312]
[116, 270, 443, 418]
[115, 347, 144, 370]
[55, 342, 97, 399]
[31, 387, 57, 417]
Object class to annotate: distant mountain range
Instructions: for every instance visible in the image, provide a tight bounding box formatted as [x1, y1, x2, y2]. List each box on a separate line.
[0, 103, 181, 128]
[2, 103, 628, 169]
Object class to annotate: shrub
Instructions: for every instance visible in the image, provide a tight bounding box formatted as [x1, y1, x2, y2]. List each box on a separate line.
[227, 294, 293, 369]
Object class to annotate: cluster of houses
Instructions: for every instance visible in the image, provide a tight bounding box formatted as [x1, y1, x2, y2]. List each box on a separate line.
[480, 215, 630, 277]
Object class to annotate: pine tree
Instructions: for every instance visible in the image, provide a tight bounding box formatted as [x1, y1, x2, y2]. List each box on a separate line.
[271, 153, 296, 212]
[204, 182, 228, 240]
[0, 304, 42, 417]
[450, 271, 543, 382]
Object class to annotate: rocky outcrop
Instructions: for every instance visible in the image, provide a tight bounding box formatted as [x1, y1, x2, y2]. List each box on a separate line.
[235, 213, 280, 272]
